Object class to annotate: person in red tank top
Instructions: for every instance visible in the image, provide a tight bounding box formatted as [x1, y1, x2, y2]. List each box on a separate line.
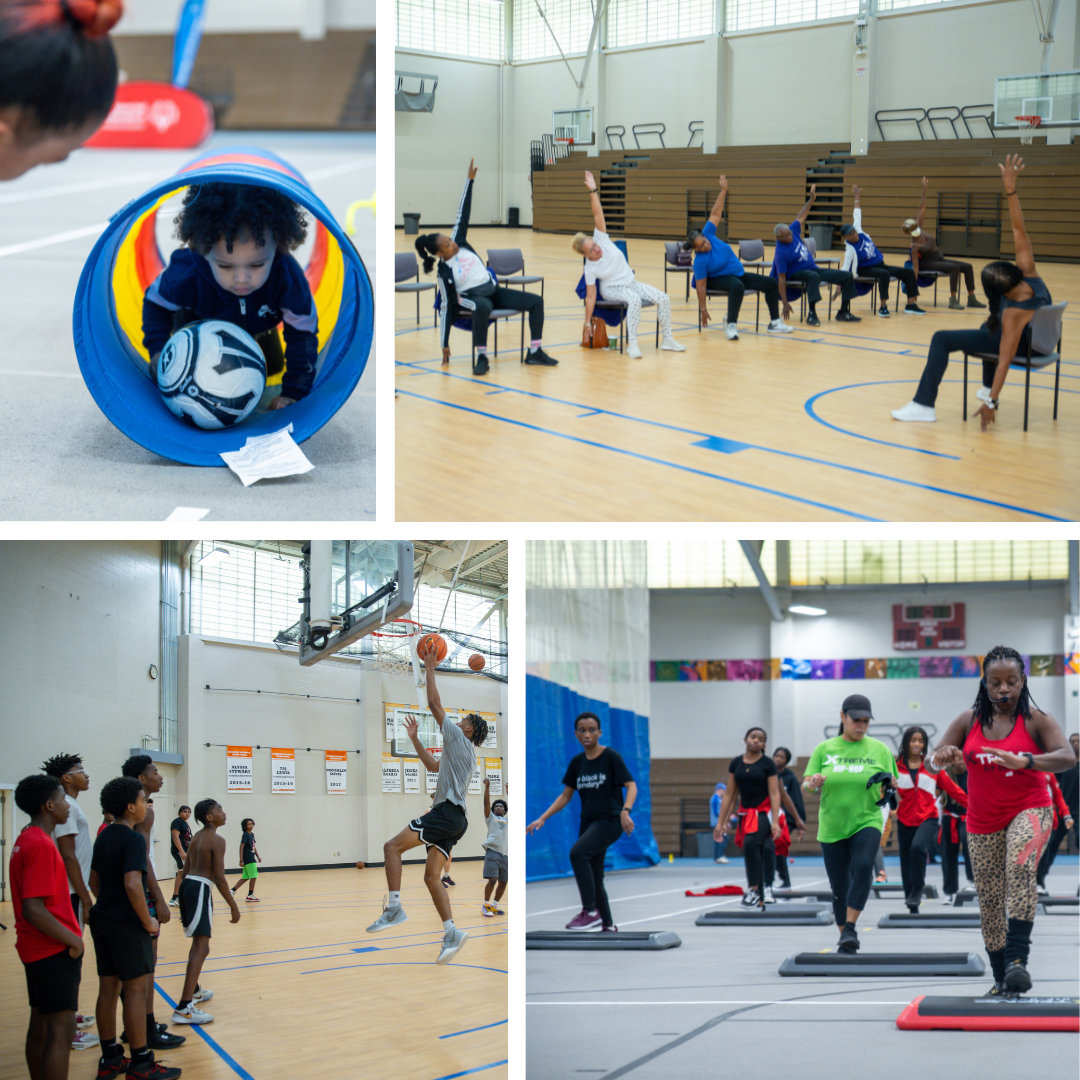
[929, 646, 1073, 998]
[893, 726, 941, 913]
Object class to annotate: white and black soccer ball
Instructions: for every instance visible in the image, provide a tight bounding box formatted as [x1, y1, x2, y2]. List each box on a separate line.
[156, 320, 267, 430]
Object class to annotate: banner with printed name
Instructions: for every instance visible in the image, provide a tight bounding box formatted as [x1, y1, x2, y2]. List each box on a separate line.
[382, 754, 401, 793]
[426, 747, 441, 794]
[484, 758, 503, 796]
[468, 762, 482, 795]
[227, 746, 252, 793]
[325, 750, 348, 794]
[403, 758, 421, 793]
[271, 748, 295, 794]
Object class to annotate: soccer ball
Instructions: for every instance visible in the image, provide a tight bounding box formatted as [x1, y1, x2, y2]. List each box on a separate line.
[156, 320, 267, 430]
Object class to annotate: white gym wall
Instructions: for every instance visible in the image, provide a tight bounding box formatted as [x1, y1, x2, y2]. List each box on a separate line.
[114, 0, 375, 35]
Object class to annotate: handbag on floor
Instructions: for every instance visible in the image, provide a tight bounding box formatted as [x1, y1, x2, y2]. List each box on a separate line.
[582, 316, 609, 349]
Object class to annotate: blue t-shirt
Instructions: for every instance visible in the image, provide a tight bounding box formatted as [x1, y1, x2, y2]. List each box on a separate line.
[692, 221, 744, 281]
[771, 220, 817, 278]
[852, 231, 883, 267]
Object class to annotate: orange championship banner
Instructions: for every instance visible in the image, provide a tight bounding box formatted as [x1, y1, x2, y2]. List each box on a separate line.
[271, 748, 295, 794]
[325, 750, 348, 795]
[226, 746, 252, 793]
[84, 81, 214, 149]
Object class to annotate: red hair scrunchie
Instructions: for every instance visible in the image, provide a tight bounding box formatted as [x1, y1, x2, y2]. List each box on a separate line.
[62, 0, 123, 39]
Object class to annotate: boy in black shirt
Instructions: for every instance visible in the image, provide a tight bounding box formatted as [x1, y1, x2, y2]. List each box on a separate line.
[88, 777, 180, 1080]
[168, 807, 192, 908]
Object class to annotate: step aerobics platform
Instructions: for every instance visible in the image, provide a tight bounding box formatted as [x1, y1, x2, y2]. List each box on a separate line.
[779, 952, 985, 977]
[896, 994, 1080, 1032]
[878, 912, 982, 928]
[872, 883, 939, 899]
[697, 906, 833, 926]
[953, 890, 1078, 913]
[525, 931, 682, 950]
[773, 889, 836, 901]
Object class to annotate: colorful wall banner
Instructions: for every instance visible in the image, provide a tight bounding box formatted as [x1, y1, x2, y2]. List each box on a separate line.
[381, 754, 401, 793]
[426, 748, 440, 794]
[325, 750, 348, 794]
[468, 763, 482, 795]
[271, 748, 295, 794]
[226, 746, 252, 792]
[484, 757, 503, 796]
[403, 758, 421, 793]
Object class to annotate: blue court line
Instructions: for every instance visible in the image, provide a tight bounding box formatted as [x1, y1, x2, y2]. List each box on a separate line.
[153, 983, 256, 1080]
[431, 1060, 508, 1080]
[396, 389, 877, 520]
[302, 960, 508, 976]
[440, 1020, 508, 1040]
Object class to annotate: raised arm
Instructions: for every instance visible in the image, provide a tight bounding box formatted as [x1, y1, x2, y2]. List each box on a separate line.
[708, 175, 728, 226]
[483, 777, 491, 818]
[1000, 154, 1035, 276]
[418, 639, 446, 725]
[450, 158, 478, 244]
[915, 176, 929, 229]
[585, 171, 606, 234]
[405, 716, 440, 772]
[851, 183, 862, 233]
[795, 184, 816, 226]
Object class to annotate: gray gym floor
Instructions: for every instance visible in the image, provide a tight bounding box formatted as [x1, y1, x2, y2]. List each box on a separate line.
[526, 859, 1079, 1079]
[0, 131, 375, 520]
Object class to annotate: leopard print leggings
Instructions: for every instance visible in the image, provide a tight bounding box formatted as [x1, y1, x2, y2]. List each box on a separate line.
[967, 806, 1053, 951]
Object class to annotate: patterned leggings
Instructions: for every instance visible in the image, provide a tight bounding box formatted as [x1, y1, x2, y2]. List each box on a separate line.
[967, 806, 1053, 951]
[600, 281, 672, 342]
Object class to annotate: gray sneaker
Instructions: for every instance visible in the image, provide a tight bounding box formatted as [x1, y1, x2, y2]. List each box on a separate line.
[366, 899, 408, 933]
[436, 927, 469, 965]
[172, 1003, 214, 1025]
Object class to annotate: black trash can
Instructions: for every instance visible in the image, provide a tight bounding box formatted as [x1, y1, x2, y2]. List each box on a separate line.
[403, 212, 421, 235]
[508, 207, 520, 228]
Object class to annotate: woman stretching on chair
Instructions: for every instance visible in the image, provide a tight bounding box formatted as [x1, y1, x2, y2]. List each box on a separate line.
[892, 155, 1053, 429]
[416, 158, 555, 376]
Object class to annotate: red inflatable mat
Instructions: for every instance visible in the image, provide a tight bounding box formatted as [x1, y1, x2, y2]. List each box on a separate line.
[897, 994, 1079, 1032]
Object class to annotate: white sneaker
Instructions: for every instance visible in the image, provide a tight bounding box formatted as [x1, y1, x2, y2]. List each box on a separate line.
[1037, 884, 1049, 896]
[762, 886, 776, 904]
[891, 401, 937, 422]
[767, 318, 793, 333]
[715, 856, 729, 864]
[942, 894, 955, 906]
[75, 1014, 95, 1031]
[193, 987, 213, 1003]
[436, 927, 469, 965]
[481, 903, 495, 917]
[976, 386, 994, 405]
[626, 340, 642, 359]
[172, 1003, 214, 1025]
[168, 898, 179, 908]
[661, 336, 686, 352]
[71, 1031, 99, 1050]
[366, 898, 409, 932]
[740, 890, 761, 908]
[725, 323, 739, 340]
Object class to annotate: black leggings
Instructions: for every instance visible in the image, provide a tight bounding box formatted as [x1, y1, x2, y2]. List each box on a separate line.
[897, 818, 938, 904]
[742, 814, 776, 894]
[460, 283, 544, 348]
[785, 268, 856, 309]
[918, 256, 976, 294]
[569, 817, 624, 927]
[705, 273, 780, 323]
[858, 262, 919, 304]
[1036, 820, 1071, 887]
[941, 819, 973, 895]
[913, 325, 1032, 407]
[820, 827, 880, 925]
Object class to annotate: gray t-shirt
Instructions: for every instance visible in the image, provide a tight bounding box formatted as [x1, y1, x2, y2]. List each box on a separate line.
[482, 812, 508, 855]
[53, 793, 92, 891]
[433, 718, 476, 813]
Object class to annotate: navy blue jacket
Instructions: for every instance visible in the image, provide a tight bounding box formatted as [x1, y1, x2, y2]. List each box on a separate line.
[143, 248, 319, 400]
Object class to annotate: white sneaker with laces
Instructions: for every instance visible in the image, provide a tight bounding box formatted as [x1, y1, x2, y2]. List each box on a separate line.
[661, 336, 686, 351]
[367, 898, 409, 932]
[481, 903, 495, 917]
[725, 323, 739, 340]
[168, 898, 179, 908]
[75, 1014, 95, 1031]
[976, 386, 994, 405]
[1037, 884, 1049, 896]
[172, 1004, 214, 1025]
[942, 895, 956, 906]
[193, 988, 213, 1003]
[626, 340, 643, 359]
[436, 927, 469, 965]
[891, 401, 936, 422]
[762, 886, 776, 904]
[71, 1031, 99, 1050]
[767, 319, 793, 333]
[740, 890, 761, 908]
[715, 856, 729, 864]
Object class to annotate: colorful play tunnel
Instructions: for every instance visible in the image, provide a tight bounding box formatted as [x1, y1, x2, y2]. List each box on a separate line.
[73, 147, 373, 466]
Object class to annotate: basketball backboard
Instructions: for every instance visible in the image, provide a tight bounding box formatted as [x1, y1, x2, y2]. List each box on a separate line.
[553, 107, 594, 145]
[995, 70, 1080, 127]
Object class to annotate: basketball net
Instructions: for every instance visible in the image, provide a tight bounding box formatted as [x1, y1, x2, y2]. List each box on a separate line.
[371, 619, 424, 680]
[1016, 115, 1041, 146]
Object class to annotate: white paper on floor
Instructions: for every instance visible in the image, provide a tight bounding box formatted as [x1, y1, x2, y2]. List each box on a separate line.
[219, 424, 315, 487]
[164, 507, 210, 521]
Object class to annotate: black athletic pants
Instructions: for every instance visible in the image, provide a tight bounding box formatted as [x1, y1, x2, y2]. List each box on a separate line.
[569, 817, 624, 927]
[460, 282, 544, 349]
[857, 262, 919, 305]
[913, 325, 1032, 407]
[897, 818, 938, 904]
[704, 273, 780, 323]
[820, 826, 880, 926]
[773, 850, 792, 889]
[742, 814, 776, 895]
[785, 268, 856, 310]
[1036, 820, 1071, 887]
[940, 819, 971, 895]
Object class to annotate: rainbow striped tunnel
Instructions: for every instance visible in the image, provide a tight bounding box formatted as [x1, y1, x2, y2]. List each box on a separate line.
[73, 147, 373, 466]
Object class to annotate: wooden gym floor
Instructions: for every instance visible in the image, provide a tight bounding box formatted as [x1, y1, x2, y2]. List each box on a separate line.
[0, 866, 507, 1080]
[395, 228, 1079, 522]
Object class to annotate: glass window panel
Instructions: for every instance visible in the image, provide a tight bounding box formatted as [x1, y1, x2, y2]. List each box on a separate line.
[397, 0, 504, 61]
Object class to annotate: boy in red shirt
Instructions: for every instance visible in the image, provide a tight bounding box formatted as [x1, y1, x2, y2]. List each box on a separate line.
[11, 773, 85, 1080]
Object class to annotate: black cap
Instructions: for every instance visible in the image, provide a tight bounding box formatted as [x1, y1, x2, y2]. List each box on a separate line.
[842, 693, 873, 719]
[840, 222, 855, 236]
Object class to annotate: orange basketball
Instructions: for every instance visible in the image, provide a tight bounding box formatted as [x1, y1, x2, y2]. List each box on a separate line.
[416, 633, 448, 662]
[468, 653, 485, 672]
[355, 861, 365, 869]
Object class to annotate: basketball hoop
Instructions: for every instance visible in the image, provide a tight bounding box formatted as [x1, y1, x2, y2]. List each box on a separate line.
[370, 618, 424, 678]
[1015, 115, 1041, 145]
[554, 137, 574, 160]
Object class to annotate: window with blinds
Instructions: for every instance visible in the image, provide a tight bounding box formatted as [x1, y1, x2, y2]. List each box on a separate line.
[396, 0, 505, 61]
[607, 0, 715, 48]
[512, 0, 596, 61]
[726, 0, 861, 32]
[875, 0, 952, 10]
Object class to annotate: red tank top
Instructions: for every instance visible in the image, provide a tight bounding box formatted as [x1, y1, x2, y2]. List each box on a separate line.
[963, 713, 1051, 834]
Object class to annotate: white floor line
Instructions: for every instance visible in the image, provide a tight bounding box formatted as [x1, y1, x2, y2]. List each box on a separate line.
[527, 881, 744, 917]
[0, 173, 159, 206]
[529, 1000, 913, 1007]
[617, 877, 831, 926]
[0, 224, 105, 259]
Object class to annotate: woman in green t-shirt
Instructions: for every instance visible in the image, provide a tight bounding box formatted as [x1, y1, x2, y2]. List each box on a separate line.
[804, 694, 899, 955]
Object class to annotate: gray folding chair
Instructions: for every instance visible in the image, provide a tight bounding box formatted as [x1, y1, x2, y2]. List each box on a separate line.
[962, 302, 1066, 432]
[664, 242, 692, 302]
[486, 249, 544, 297]
[395, 252, 436, 326]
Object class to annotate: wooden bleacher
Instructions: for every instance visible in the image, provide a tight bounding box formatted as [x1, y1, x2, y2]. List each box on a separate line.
[532, 138, 1080, 262]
